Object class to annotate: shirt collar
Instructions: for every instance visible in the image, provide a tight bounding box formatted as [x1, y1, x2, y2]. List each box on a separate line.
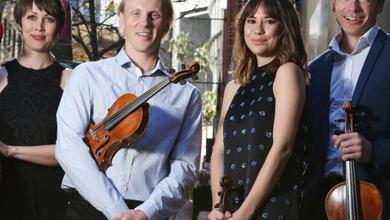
[329, 25, 379, 56]
[115, 48, 171, 77]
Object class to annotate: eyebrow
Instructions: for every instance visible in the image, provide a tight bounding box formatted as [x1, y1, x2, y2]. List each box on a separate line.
[247, 15, 272, 19]
[26, 10, 51, 17]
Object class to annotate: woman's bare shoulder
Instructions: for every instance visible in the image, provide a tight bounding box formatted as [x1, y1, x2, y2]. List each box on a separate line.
[60, 68, 72, 90]
[0, 65, 9, 93]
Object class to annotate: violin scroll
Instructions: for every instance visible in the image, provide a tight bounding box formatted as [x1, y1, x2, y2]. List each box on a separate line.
[170, 62, 200, 84]
[215, 176, 233, 213]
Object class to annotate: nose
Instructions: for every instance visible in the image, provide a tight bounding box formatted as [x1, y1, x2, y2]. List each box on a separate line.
[346, 0, 364, 12]
[34, 19, 45, 32]
[139, 13, 152, 27]
[252, 23, 265, 35]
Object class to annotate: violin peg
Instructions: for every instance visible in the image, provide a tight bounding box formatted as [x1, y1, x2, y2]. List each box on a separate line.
[334, 118, 344, 123]
[180, 79, 187, 85]
[192, 75, 199, 81]
[180, 64, 186, 71]
[334, 129, 343, 135]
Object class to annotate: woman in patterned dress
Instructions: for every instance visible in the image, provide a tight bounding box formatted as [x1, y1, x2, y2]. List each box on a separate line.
[208, 0, 309, 219]
[0, 0, 69, 219]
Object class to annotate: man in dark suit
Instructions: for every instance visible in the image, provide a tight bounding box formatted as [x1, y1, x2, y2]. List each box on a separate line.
[303, 0, 390, 219]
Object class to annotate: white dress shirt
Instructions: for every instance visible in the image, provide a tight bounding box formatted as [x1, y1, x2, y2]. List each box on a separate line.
[325, 25, 379, 177]
[55, 48, 202, 219]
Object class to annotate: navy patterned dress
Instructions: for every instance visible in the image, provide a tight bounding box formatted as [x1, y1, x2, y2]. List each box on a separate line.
[223, 62, 307, 220]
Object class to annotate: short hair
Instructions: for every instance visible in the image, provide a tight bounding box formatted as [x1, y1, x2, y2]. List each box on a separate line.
[233, 0, 309, 85]
[118, 0, 174, 36]
[14, 0, 66, 36]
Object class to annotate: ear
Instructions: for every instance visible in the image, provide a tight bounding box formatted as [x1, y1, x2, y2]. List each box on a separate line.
[331, 0, 336, 13]
[17, 24, 22, 32]
[118, 12, 124, 30]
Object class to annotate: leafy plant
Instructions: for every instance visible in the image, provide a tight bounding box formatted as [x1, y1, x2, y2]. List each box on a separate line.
[202, 90, 217, 126]
[168, 32, 192, 63]
[194, 42, 209, 71]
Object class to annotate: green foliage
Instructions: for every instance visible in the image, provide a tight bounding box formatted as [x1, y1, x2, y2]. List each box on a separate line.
[202, 90, 217, 126]
[168, 32, 192, 63]
[194, 42, 210, 71]
[106, 1, 116, 16]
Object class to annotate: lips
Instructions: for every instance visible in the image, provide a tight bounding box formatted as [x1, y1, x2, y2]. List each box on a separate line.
[251, 38, 267, 45]
[343, 15, 363, 23]
[31, 35, 46, 41]
[136, 32, 152, 38]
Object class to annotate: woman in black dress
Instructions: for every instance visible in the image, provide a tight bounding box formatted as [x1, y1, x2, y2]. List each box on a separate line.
[0, 0, 69, 219]
[209, 0, 309, 219]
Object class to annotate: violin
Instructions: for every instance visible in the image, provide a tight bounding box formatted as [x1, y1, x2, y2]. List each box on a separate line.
[325, 101, 383, 220]
[215, 176, 234, 213]
[84, 62, 200, 171]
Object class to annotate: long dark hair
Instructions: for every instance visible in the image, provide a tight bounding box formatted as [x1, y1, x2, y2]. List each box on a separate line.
[233, 0, 309, 85]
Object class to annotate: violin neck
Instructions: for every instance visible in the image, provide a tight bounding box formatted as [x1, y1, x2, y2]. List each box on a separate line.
[345, 160, 361, 220]
[104, 78, 171, 130]
[343, 101, 361, 220]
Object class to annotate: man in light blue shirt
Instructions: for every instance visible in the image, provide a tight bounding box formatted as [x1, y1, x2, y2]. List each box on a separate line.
[55, 0, 202, 219]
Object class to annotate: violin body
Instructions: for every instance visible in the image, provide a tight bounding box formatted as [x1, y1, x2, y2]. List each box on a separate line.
[326, 181, 383, 220]
[85, 94, 148, 171]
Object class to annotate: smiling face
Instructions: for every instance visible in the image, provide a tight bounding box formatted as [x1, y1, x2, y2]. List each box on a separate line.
[19, 2, 58, 53]
[119, 0, 168, 57]
[331, 0, 383, 38]
[243, 5, 281, 64]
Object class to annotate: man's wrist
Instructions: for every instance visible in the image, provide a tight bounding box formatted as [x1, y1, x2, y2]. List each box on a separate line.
[103, 200, 129, 219]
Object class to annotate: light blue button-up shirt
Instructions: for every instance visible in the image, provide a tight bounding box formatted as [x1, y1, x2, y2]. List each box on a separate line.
[325, 25, 379, 177]
[55, 49, 202, 220]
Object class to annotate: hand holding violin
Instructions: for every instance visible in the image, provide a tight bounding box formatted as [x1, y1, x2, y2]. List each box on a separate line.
[208, 208, 231, 220]
[333, 132, 373, 163]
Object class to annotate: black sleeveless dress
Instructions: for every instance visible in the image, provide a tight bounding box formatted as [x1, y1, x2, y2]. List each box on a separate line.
[223, 63, 308, 220]
[0, 59, 67, 220]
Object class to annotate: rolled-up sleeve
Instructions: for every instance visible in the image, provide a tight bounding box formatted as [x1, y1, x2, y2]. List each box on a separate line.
[55, 65, 128, 219]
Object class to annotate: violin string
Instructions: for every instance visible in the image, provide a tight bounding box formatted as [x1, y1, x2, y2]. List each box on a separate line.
[93, 78, 171, 131]
[101, 69, 196, 129]
[98, 80, 168, 130]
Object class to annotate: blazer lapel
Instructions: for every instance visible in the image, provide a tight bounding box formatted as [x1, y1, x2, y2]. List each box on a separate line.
[352, 30, 387, 105]
[315, 51, 333, 110]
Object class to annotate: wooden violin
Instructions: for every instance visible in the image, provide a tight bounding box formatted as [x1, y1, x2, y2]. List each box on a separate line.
[215, 176, 234, 213]
[325, 101, 383, 220]
[84, 62, 200, 171]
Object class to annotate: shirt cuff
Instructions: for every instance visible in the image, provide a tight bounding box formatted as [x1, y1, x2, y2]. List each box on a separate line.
[103, 200, 129, 219]
[135, 199, 159, 220]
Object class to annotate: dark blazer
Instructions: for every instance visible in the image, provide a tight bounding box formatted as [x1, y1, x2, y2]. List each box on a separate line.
[303, 29, 390, 219]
